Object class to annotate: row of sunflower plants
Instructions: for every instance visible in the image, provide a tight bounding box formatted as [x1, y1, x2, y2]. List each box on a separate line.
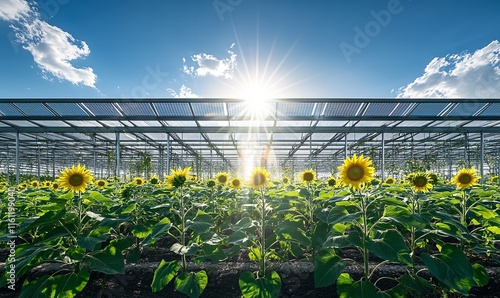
[1, 156, 499, 297]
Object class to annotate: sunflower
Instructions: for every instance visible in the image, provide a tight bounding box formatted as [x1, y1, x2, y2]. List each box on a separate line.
[230, 177, 242, 189]
[58, 164, 94, 193]
[51, 182, 60, 191]
[327, 177, 337, 188]
[149, 176, 160, 185]
[43, 181, 52, 187]
[409, 172, 433, 193]
[451, 167, 480, 190]
[216, 172, 229, 185]
[165, 167, 191, 188]
[249, 167, 270, 189]
[490, 176, 499, 184]
[30, 180, 40, 188]
[206, 179, 216, 188]
[133, 177, 145, 186]
[95, 179, 108, 189]
[384, 177, 395, 184]
[338, 154, 375, 190]
[0, 181, 7, 187]
[300, 169, 316, 183]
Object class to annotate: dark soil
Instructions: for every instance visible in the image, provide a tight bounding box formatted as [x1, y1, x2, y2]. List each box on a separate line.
[1, 247, 499, 298]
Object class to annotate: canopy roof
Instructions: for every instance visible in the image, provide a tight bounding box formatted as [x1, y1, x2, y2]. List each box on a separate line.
[0, 98, 499, 178]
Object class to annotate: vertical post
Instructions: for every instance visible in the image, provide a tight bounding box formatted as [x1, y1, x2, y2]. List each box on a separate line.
[37, 146, 41, 180]
[16, 132, 20, 185]
[115, 132, 121, 178]
[344, 133, 348, 159]
[210, 148, 213, 178]
[52, 149, 55, 180]
[166, 135, 171, 177]
[480, 132, 484, 183]
[464, 133, 469, 167]
[309, 134, 312, 169]
[381, 133, 385, 181]
[6, 146, 10, 184]
[93, 135, 97, 177]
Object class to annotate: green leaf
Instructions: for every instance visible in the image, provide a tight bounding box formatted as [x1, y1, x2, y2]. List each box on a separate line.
[470, 204, 498, 220]
[239, 271, 281, 298]
[126, 246, 142, 263]
[175, 270, 208, 298]
[77, 234, 108, 251]
[472, 263, 489, 287]
[88, 191, 115, 203]
[227, 230, 253, 247]
[20, 210, 66, 233]
[366, 230, 411, 265]
[121, 202, 136, 214]
[316, 206, 361, 225]
[337, 273, 381, 298]
[186, 210, 213, 234]
[131, 224, 152, 238]
[141, 217, 172, 245]
[20, 270, 90, 298]
[275, 220, 311, 247]
[314, 248, 346, 288]
[421, 244, 475, 295]
[170, 242, 199, 256]
[201, 244, 227, 263]
[85, 245, 125, 274]
[151, 260, 179, 292]
[396, 273, 433, 296]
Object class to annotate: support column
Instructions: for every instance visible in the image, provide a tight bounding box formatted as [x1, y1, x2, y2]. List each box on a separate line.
[309, 134, 312, 169]
[381, 133, 385, 181]
[37, 146, 41, 180]
[6, 146, 10, 184]
[16, 132, 20, 185]
[52, 149, 55, 180]
[344, 133, 348, 159]
[166, 135, 171, 177]
[480, 132, 484, 183]
[115, 132, 121, 177]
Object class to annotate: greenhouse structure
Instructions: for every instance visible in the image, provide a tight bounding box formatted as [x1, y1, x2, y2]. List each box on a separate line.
[0, 97, 499, 183]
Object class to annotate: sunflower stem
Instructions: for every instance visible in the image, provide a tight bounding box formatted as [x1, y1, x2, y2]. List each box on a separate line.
[359, 192, 370, 280]
[179, 186, 187, 272]
[259, 187, 266, 278]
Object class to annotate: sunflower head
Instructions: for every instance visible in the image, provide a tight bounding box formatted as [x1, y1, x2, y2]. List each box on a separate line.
[206, 179, 216, 188]
[43, 181, 52, 187]
[190, 175, 197, 181]
[51, 182, 60, 190]
[384, 177, 395, 184]
[30, 180, 40, 188]
[338, 154, 375, 190]
[216, 172, 229, 185]
[451, 167, 480, 190]
[95, 179, 108, 189]
[0, 181, 7, 187]
[149, 176, 160, 185]
[58, 164, 94, 193]
[230, 177, 242, 189]
[327, 177, 337, 188]
[165, 167, 191, 188]
[409, 172, 433, 193]
[490, 176, 499, 184]
[300, 169, 316, 183]
[133, 177, 145, 186]
[249, 167, 270, 189]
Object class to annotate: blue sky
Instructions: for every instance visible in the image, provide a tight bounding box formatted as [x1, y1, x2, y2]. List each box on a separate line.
[1, 0, 500, 99]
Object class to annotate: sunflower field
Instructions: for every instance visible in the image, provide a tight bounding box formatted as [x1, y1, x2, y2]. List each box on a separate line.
[1, 154, 500, 297]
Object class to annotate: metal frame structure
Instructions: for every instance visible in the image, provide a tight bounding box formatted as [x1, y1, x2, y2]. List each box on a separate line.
[1, 98, 499, 183]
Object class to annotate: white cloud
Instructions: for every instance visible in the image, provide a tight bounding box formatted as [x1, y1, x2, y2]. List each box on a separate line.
[0, 0, 30, 21]
[397, 40, 500, 98]
[0, 0, 96, 88]
[183, 48, 237, 79]
[168, 84, 200, 98]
